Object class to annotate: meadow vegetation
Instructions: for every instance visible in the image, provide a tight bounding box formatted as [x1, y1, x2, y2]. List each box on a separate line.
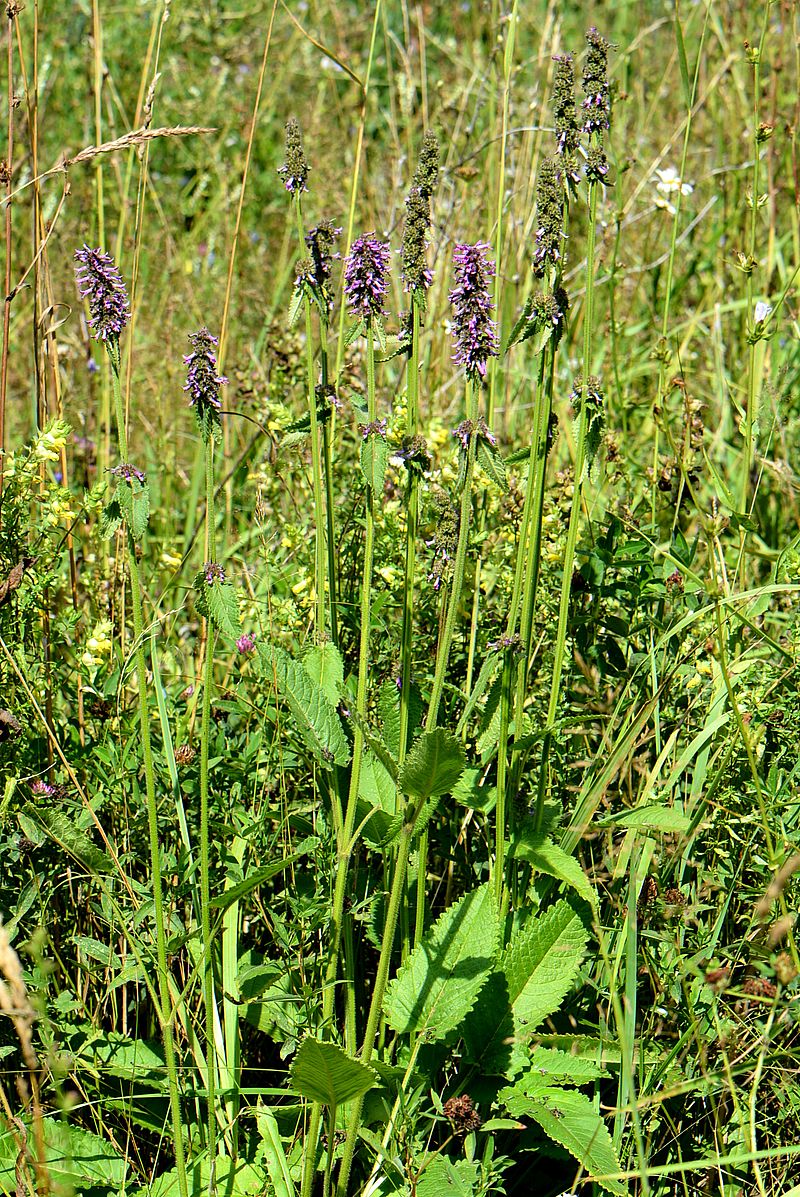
[0, 1, 799, 1195]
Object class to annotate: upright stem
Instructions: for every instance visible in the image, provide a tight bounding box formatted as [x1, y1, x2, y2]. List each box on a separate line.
[301, 327, 379, 1197]
[295, 199, 328, 642]
[415, 381, 478, 946]
[200, 433, 218, 1165]
[335, 824, 413, 1197]
[398, 302, 421, 763]
[0, 8, 13, 501]
[537, 180, 599, 831]
[108, 347, 188, 1197]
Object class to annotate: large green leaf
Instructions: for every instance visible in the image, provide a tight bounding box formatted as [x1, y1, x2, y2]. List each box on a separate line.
[500, 1046, 608, 1095]
[360, 434, 389, 491]
[499, 1087, 626, 1196]
[258, 644, 350, 767]
[384, 884, 497, 1041]
[67, 1028, 166, 1086]
[398, 728, 465, 803]
[0, 1118, 129, 1195]
[416, 1157, 479, 1196]
[289, 1038, 377, 1106]
[512, 831, 598, 909]
[464, 900, 589, 1075]
[302, 643, 344, 708]
[20, 803, 113, 874]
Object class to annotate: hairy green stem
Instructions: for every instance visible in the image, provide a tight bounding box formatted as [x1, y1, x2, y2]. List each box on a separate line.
[295, 197, 328, 643]
[335, 823, 413, 1197]
[200, 432, 218, 1166]
[301, 327, 379, 1197]
[415, 380, 478, 945]
[108, 346, 188, 1197]
[537, 180, 599, 831]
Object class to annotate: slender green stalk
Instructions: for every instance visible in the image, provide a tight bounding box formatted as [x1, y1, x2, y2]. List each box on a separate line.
[301, 326, 379, 1197]
[740, 7, 771, 514]
[536, 180, 599, 830]
[335, 824, 413, 1197]
[200, 432, 218, 1166]
[415, 381, 478, 945]
[107, 346, 188, 1197]
[397, 302, 421, 765]
[651, 4, 710, 533]
[492, 645, 513, 912]
[295, 198, 328, 643]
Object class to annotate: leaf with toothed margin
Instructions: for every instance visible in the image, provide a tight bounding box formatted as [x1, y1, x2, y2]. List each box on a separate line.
[384, 884, 497, 1041]
[258, 644, 350, 769]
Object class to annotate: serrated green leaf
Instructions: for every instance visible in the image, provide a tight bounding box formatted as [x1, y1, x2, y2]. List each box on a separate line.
[513, 831, 598, 908]
[100, 498, 122, 539]
[287, 285, 304, 329]
[505, 901, 589, 1036]
[68, 1028, 166, 1086]
[503, 1046, 609, 1092]
[0, 1118, 129, 1194]
[398, 728, 465, 804]
[258, 644, 350, 768]
[504, 296, 534, 353]
[302, 643, 344, 708]
[500, 1087, 626, 1196]
[372, 316, 387, 353]
[206, 581, 242, 638]
[117, 478, 150, 541]
[360, 434, 389, 492]
[384, 884, 497, 1041]
[416, 1157, 480, 1197]
[21, 803, 113, 874]
[451, 767, 496, 813]
[289, 1038, 377, 1106]
[344, 319, 364, 347]
[476, 439, 507, 491]
[464, 900, 588, 1075]
[600, 805, 690, 833]
[378, 677, 422, 758]
[256, 1108, 296, 1197]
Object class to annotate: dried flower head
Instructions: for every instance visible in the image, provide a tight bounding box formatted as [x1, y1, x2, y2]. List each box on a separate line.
[278, 117, 310, 195]
[449, 242, 499, 382]
[427, 492, 459, 590]
[532, 159, 564, 279]
[110, 462, 146, 485]
[184, 327, 227, 440]
[344, 234, 391, 323]
[582, 27, 612, 135]
[585, 144, 610, 184]
[552, 53, 581, 182]
[304, 220, 342, 310]
[175, 744, 196, 765]
[402, 132, 440, 299]
[443, 1094, 482, 1135]
[74, 244, 130, 343]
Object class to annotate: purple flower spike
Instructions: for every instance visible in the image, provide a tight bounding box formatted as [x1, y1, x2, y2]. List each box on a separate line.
[183, 327, 227, 413]
[236, 633, 256, 655]
[74, 245, 130, 343]
[344, 234, 391, 323]
[448, 242, 499, 382]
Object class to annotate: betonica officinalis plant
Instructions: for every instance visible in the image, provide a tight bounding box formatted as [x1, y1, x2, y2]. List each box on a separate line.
[1, 7, 799, 1197]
